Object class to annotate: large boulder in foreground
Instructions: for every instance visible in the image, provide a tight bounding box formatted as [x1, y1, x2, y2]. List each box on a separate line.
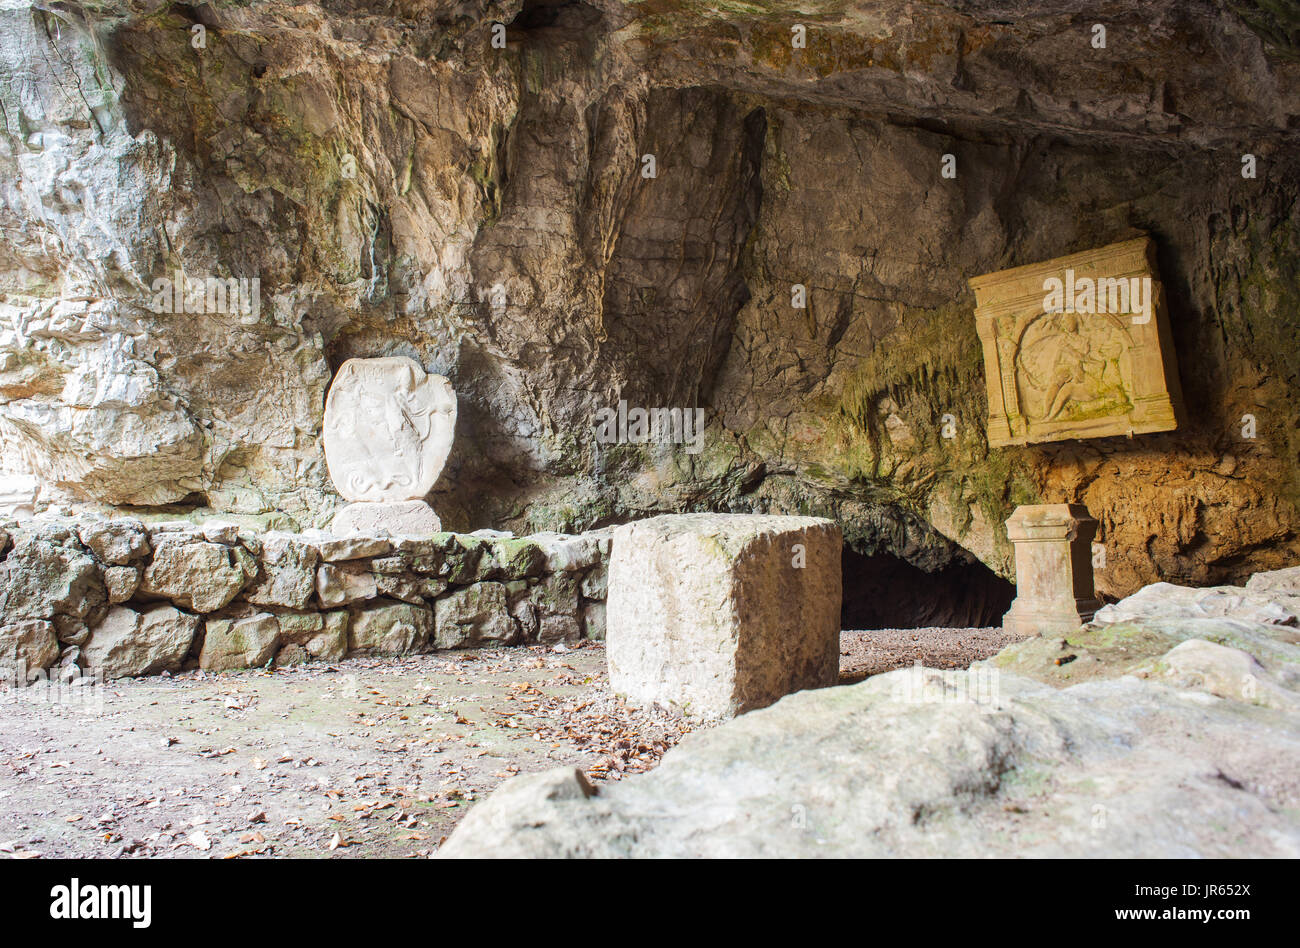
[440, 668, 1300, 858]
[607, 514, 841, 721]
[442, 568, 1300, 858]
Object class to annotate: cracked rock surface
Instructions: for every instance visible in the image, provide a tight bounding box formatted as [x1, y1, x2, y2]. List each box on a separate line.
[440, 564, 1300, 857]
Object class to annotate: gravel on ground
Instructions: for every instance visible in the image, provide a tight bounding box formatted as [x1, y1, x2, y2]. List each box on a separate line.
[839, 626, 1030, 682]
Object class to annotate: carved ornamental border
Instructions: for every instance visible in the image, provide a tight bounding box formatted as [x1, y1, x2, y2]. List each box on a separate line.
[968, 236, 1184, 448]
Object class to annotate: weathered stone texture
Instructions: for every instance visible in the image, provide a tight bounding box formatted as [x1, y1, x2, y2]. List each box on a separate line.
[0, 619, 60, 678]
[435, 583, 517, 649]
[81, 605, 200, 679]
[0, 1, 1293, 597]
[0, 536, 105, 623]
[139, 538, 254, 612]
[1002, 504, 1103, 636]
[244, 534, 319, 609]
[199, 613, 281, 672]
[607, 514, 842, 720]
[441, 565, 1300, 859]
[0, 517, 609, 677]
[348, 600, 432, 655]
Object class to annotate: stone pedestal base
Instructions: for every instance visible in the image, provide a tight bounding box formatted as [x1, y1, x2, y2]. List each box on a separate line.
[607, 513, 841, 721]
[330, 500, 441, 537]
[1002, 503, 1102, 637]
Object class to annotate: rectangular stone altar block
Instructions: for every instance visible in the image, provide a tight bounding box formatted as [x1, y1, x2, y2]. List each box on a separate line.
[1003, 504, 1103, 636]
[968, 236, 1184, 447]
[606, 514, 841, 721]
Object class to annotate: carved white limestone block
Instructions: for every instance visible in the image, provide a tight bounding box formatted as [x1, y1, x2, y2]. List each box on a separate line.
[1002, 504, 1103, 636]
[323, 356, 456, 509]
[330, 500, 442, 537]
[607, 514, 841, 721]
[0, 473, 40, 517]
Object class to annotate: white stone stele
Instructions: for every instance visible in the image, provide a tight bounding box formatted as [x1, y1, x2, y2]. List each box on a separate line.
[322, 356, 456, 503]
[606, 513, 842, 722]
[1002, 503, 1103, 636]
[330, 500, 442, 537]
[0, 473, 40, 517]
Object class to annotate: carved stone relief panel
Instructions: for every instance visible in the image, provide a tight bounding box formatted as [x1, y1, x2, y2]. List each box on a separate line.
[323, 357, 457, 503]
[968, 236, 1183, 447]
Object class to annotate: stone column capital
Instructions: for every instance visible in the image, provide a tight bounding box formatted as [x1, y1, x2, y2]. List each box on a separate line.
[1005, 503, 1098, 544]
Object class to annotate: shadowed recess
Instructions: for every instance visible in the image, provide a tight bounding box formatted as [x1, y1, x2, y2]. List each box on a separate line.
[841, 547, 1015, 630]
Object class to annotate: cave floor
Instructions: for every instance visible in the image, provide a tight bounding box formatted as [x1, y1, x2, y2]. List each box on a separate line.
[1, 628, 1020, 859]
[838, 626, 1028, 683]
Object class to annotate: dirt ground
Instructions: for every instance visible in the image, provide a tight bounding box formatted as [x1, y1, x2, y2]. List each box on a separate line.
[1, 628, 1017, 859]
[838, 626, 1028, 682]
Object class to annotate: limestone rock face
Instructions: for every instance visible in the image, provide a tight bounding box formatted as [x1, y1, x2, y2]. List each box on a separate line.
[0, 0, 1296, 592]
[0, 474, 39, 517]
[607, 514, 842, 720]
[323, 357, 456, 503]
[82, 605, 199, 679]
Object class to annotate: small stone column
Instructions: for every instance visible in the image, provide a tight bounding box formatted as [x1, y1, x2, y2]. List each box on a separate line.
[1002, 504, 1102, 636]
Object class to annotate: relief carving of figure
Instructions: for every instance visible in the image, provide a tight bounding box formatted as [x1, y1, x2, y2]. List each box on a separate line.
[322, 357, 457, 503]
[1013, 312, 1131, 424]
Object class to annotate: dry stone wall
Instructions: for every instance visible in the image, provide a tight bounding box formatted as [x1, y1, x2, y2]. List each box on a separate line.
[0, 518, 609, 682]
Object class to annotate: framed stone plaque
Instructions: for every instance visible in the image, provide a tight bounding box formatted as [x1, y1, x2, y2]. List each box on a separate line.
[968, 236, 1183, 447]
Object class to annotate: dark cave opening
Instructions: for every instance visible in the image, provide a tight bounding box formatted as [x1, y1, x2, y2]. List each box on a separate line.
[841, 547, 1015, 630]
[508, 0, 605, 32]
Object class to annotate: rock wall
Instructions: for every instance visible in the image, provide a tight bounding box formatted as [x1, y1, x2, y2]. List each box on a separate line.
[1, 1, 1298, 599]
[0, 516, 609, 681]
